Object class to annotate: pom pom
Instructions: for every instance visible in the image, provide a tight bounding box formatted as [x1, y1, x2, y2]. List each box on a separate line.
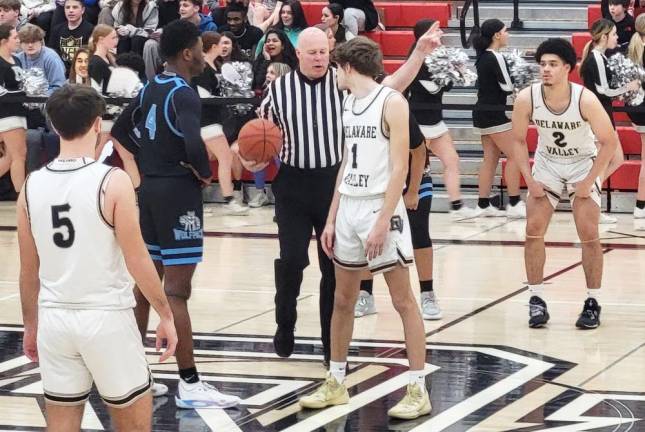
[220, 61, 254, 115]
[607, 53, 645, 106]
[424, 47, 477, 88]
[502, 50, 540, 92]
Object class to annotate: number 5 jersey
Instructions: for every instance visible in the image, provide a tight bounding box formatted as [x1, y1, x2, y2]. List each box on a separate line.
[24, 158, 134, 310]
[531, 82, 597, 164]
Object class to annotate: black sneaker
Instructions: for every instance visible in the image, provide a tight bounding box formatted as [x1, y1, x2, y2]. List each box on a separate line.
[273, 326, 295, 357]
[529, 296, 550, 328]
[575, 298, 601, 329]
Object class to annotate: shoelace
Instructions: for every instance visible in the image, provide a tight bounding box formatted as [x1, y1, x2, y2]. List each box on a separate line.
[358, 296, 367, 308]
[529, 303, 546, 317]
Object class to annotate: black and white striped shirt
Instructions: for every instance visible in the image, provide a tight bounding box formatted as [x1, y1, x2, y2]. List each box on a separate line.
[259, 68, 344, 169]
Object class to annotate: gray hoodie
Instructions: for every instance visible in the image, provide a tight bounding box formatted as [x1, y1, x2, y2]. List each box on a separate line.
[111, 0, 159, 38]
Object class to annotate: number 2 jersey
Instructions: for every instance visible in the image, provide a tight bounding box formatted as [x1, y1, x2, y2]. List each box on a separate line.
[339, 85, 398, 197]
[25, 158, 134, 310]
[531, 82, 597, 164]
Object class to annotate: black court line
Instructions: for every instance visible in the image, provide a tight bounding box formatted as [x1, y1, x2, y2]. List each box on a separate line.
[578, 342, 645, 387]
[608, 230, 645, 240]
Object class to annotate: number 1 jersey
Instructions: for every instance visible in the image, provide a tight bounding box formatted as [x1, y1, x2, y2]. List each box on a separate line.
[25, 158, 134, 310]
[339, 85, 398, 197]
[531, 82, 597, 164]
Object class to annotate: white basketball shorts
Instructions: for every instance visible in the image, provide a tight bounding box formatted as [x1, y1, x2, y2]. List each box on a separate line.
[38, 308, 152, 407]
[531, 153, 602, 209]
[333, 195, 414, 274]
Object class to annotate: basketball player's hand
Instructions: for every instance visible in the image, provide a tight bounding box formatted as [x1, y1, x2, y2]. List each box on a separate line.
[156, 318, 178, 363]
[527, 179, 545, 198]
[321, 222, 335, 258]
[366, 218, 388, 260]
[415, 21, 443, 54]
[575, 178, 593, 198]
[403, 190, 419, 210]
[23, 327, 38, 362]
[232, 143, 270, 172]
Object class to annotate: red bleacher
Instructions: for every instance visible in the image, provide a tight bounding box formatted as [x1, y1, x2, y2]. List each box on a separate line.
[300, 2, 451, 28]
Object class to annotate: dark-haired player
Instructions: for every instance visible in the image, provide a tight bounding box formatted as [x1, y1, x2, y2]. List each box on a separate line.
[112, 20, 240, 408]
[511, 38, 619, 329]
[18, 85, 177, 431]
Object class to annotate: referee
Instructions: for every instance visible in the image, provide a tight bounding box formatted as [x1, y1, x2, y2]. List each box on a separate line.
[240, 26, 442, 364]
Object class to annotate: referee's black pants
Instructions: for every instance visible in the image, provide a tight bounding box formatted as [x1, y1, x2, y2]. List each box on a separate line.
[272, 163, 339, 358]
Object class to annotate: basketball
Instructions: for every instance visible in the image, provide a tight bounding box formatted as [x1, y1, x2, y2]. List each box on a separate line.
[237, 119, 282, 163]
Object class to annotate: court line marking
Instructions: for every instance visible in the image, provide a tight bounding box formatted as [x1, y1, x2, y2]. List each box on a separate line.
[578, 342, 645, 387]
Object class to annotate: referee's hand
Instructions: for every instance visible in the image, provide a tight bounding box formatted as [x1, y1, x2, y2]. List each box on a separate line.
[156, 316, 178, 363]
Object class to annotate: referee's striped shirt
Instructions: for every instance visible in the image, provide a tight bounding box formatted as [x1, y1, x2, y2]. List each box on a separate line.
[259, 68, 344, 169]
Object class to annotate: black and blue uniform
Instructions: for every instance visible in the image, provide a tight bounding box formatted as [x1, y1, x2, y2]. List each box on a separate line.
[112, 72, 212, 266]
[405, 116, 433, 250]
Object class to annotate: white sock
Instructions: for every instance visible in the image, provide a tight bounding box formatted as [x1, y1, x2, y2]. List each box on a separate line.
[529, 284, 544, 299]
[587, 288, 600, 302]
[408, 370, 426, 390]
[329, 361, 346, 383]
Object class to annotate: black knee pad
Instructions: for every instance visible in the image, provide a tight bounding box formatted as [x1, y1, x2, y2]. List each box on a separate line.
[407, 197, 432, 250]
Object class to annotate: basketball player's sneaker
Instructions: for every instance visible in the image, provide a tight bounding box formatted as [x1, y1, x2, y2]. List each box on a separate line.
[575, 298, 601, 329]
[248, 188, 269, 208]
[473, 205, 506, 218]
[506, 201, 527, 219]
[528, 295, 550, 328]
[387, 383, 432, 419]
[635, 206, 645, 219]
[354, 291, 376, 317]
[420, 292, 442, 320]
[175, 380, 241, 409]
[223, 200, 249, 216]
[152, 382, 168, 397]
[299, 373, 349, 409]
[449, 206, 477, 222]
[599, 213, 617, 224]
[233, 190, 245, 205]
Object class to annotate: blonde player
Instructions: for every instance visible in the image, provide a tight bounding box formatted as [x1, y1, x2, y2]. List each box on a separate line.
[512, 39, 618, 329]
[17, 85, 177, 431]
[298, 37, 431, 420]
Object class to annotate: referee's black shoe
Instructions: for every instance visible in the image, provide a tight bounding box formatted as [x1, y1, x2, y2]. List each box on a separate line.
[274, 327, 295, 357]
[575, 298, 601, 329]
[528, 296, 549, 328]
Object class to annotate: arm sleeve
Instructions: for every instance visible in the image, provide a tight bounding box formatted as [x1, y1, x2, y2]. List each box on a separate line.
[111, 91, 143, 154]
[172, 88, 212, 179]
[139, 6, 159, 36]
[492, 52, 514, 93]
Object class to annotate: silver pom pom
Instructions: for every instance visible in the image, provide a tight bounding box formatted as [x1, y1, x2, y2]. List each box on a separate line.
[502, 50, 539, 92]
[424, 47, 477, 87]
[220, 61, 254, 114]
[22, 68, 49, 97]
[607, 53, 645, 106]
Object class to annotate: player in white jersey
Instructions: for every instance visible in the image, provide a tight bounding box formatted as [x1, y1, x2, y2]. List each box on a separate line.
[298, 37, 431, 420]
[511, 39, 619, 330]
[17, 85, 177, 431]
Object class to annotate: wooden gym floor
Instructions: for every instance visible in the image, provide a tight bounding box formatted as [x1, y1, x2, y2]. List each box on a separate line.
[0, 201, 643, 431]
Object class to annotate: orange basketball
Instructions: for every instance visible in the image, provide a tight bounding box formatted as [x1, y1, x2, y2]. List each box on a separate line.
[238, 119, 283, 163]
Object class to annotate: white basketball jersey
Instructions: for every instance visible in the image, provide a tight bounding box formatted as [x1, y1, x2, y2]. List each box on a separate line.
[531, 83, 597, 164]
[26, 158, 134, 310]
[339, 85, 397, 197]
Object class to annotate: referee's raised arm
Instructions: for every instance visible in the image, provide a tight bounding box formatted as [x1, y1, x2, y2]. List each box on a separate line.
[268, 27, 344, 365]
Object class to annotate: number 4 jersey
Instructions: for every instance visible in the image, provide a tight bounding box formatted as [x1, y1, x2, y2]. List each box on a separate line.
[339, 85, 398, 197]
[531, 82, 597, 164]
[25, 158, 135, 310]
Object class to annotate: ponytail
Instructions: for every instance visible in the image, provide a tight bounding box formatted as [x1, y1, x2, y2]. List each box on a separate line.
[473, 19, 504, 58]
[581, 41, 594, 63]
[582, 18, 616, 63]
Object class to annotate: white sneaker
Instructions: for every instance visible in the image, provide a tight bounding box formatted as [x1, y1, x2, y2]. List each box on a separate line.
[232, 190, 244, 205]
[634, 207, 645, 219]
[248, 189, 269, 208]
[175, 380, 241, 409]
[354, 290, 376, 318]
[449, 206, 477, 222]
[420, 292, 442, 320]
[152, 382, 168, 397]
[599, 213, 617, 224]
[473, 205, 506, 218]
[506, 201, 526, 219]
[223, 200, 249, 216]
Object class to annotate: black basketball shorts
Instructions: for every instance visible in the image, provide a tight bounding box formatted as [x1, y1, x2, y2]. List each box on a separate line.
[138, 175, 204, 266]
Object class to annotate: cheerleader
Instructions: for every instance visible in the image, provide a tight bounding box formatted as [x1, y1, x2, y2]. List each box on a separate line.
[89, 24, 141, 188]
[0, 23, 26, 192]
[472, 19, 525, 218]
[626, 14, 645, 218]
[580, 18, 640, 222]
[193, 31, 249, 215]
[406, 19, 475, 221]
